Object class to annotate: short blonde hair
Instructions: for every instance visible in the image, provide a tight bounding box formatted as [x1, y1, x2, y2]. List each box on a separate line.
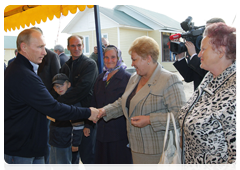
[128, 36, 159, 63]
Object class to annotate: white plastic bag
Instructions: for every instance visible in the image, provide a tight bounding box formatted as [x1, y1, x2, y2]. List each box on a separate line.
[159, 113, 181, 164]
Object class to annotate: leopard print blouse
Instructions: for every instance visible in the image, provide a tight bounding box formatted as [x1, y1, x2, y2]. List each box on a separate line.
[178, 62, 236, 164]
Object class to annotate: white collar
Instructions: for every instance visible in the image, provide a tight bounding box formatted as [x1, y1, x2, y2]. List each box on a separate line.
[29, 61, 39, 74]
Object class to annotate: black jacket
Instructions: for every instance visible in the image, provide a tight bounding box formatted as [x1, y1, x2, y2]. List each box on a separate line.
[4, 53, 91, 157]
[91, 67, 131, 142]
[173, 54, 208, 90]
[59, 53, 69, 67]
[49, 99, 83, 148]
[57, 54, 98, 107]
[38, 48, 60, 93]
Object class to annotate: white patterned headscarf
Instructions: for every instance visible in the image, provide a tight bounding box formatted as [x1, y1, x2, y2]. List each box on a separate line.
[102, 45, 127, 81]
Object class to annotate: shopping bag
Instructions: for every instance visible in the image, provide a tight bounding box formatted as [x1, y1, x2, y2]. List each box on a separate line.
[159, 113, 181, 164]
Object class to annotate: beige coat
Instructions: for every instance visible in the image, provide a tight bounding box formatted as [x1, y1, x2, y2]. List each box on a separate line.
[103, 63, 186, 155]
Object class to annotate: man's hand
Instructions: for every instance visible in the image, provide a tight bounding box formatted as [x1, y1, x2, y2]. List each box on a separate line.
[83, 127, 90, 137]
[72, 146, 78, 152]
[88, 107, 99, 122]
[185, 41, 196, 57]
[97, 108, 106, 119]
[176, 52, 185, 60]
[131, 115, 150, 128]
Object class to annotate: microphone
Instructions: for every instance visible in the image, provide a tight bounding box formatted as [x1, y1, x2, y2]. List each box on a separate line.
[169, 33, 182, 40]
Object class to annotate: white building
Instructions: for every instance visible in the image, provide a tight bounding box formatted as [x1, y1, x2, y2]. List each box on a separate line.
[62, 5, 183, 71]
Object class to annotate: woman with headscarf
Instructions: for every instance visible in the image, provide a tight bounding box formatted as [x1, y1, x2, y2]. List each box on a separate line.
[97, 36, 186, 164]
[91, 45, 132, 164]
[178, 23, 236, 164]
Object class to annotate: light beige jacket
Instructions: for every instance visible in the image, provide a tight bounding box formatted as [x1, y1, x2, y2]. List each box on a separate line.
[103, 63, 186, 155]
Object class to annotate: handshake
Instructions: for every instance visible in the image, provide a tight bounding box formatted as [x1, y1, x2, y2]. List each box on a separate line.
[88, 107, 106, 123]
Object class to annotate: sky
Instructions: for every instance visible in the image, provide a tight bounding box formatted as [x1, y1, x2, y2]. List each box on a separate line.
[2, 0, 238, 49]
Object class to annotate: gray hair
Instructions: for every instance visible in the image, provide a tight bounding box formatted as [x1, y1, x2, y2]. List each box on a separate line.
[54, 45, 64, 53]
[206, 18, 225, 24]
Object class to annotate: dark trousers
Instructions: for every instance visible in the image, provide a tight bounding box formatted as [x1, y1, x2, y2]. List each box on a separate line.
[72, 124, 97, 164]
[4, 154, 45, 164]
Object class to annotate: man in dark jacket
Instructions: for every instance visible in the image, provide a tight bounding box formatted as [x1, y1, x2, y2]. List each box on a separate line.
[54, 44, 69, 67]
[173, 49, 207, 90]
[31, 27, 61, 164]
[57, 35, 98, 164]
[38, 48, 61, 92]
[4, 29, 99, 164]
[38, 48, 61, 164]
[173, 18, 225, 90]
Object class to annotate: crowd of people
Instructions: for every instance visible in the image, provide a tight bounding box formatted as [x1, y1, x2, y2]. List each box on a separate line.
[4, 20, 236, 164]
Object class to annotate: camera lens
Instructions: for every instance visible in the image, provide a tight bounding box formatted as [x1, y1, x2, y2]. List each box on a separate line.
[170, 42, 187, 54]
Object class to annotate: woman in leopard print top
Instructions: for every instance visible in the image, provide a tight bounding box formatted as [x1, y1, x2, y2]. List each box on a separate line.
[178, 23, 236, 164]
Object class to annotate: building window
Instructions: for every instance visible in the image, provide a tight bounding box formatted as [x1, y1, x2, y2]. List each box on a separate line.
[102, 33, 108, 40]
[161, 32, 175, 62]
[83, 36, 90, 55]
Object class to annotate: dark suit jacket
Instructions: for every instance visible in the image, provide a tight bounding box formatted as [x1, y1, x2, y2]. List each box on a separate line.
[37, 48, 61, 93]
[173, 54, 208, 90]
[4, 53, 90, 158]
[7, 57, 16, 66]
[91, 67, 131, 142]
[59, 53, 69, 67]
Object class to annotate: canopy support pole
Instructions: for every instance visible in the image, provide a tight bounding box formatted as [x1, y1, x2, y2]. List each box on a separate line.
[94, 5, 103, 74]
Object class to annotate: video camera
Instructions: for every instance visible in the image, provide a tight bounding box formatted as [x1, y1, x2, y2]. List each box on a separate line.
[170, 16, 205, 55]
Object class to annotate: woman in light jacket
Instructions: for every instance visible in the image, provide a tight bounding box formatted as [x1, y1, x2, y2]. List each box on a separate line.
[98, 36, 186, 164]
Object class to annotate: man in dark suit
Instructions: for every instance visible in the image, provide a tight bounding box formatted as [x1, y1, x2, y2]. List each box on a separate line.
[173, 18, 225, 90]
[4, 28, 99, 164]
[173, 42, 207, 90]
[30, 27, 61, 164]
[54, 44, 69, 67]
[37, 47, 61, 164]
[38, 48, 61, 92]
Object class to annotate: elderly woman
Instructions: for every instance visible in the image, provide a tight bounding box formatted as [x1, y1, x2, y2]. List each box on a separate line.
[178, 23, 236, 164]
[98, 36, 186, 164]
[91, 45, 132, 163]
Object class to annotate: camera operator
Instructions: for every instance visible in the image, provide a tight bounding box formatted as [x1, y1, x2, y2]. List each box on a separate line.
[173, 18, 225, 90]
[89, 37, 109, 71]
